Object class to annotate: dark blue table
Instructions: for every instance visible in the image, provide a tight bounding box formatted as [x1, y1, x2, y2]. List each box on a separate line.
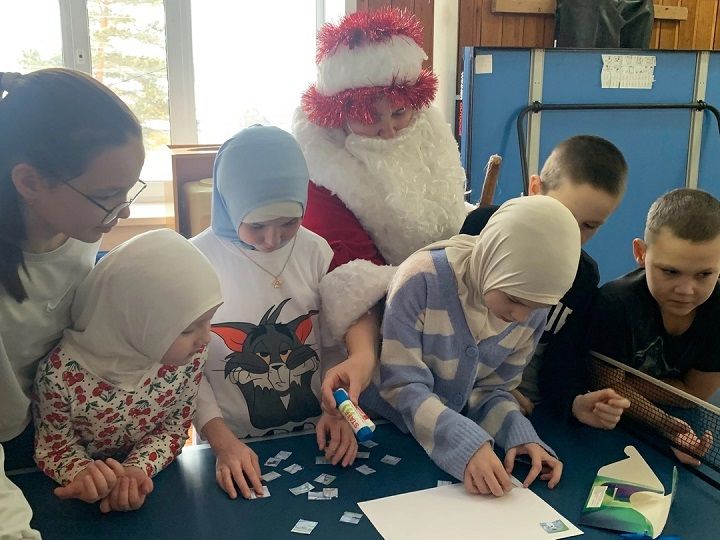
[11, 408, 720, 539]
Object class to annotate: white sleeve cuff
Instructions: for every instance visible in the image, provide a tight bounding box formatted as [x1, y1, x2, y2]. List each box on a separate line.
[320, 259, 397, 345]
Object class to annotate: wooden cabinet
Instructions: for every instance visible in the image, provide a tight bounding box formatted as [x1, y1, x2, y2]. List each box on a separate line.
[169, 145, 220, 237]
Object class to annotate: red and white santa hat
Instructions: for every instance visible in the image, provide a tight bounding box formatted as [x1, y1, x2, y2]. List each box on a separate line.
[301, 8, 438, 129]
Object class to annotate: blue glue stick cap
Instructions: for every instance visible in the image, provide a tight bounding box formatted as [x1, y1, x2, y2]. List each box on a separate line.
[333, 388, 349, 407]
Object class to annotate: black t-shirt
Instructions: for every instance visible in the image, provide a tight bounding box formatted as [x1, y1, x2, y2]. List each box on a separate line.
[461, 205, 600, 416]
[590, 268, 720, 378]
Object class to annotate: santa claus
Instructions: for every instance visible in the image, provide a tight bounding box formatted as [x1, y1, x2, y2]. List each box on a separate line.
[293, 8, 469, 349]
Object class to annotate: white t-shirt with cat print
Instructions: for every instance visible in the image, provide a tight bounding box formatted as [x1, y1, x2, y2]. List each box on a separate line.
[191, 227, 333, 438]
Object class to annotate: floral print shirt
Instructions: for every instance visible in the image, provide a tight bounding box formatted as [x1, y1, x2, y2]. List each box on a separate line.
[33, 346, 204, 485]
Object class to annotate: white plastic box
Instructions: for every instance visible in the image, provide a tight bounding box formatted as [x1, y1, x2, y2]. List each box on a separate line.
[181, 178, 213, 236]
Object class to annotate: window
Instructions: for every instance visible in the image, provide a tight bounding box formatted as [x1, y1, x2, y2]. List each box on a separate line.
[87, 0, 171, 183]
[190, 0, 317, 142]
[0, 1, 63, 71]
[3, 0, 345, 193]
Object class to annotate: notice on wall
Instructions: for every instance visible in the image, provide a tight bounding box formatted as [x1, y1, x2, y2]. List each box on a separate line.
[601, 55, 656, 89]
[475, 54, 493, 75]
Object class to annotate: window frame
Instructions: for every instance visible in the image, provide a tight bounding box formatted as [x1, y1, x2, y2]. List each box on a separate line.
[49, 0, 351, 201]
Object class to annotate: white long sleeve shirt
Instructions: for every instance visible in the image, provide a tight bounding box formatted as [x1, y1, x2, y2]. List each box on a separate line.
[0, 239, 97, 441]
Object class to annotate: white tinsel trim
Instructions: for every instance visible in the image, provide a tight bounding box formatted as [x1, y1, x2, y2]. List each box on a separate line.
[316, 35, 426, 96]
[292, 106, 468, 266]
[319, 259, 397, 345]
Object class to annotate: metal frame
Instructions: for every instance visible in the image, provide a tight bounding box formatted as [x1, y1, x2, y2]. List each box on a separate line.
[516, 100, 720, 195]
[164, 0, 198, 145]
[687, 51, 710, 189]
[527, 49, 545, 178]
[58, 0, 91, 73]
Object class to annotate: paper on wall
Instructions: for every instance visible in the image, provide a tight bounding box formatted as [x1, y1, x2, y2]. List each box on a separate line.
[601, 54, 656, 89]
[475, 54, 493, 75]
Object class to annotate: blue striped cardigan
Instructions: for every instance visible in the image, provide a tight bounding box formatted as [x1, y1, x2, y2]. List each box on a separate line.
[362, 249, 555, 480]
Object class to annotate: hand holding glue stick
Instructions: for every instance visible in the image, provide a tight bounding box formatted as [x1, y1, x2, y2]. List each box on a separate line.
[333, 388, 375, 442]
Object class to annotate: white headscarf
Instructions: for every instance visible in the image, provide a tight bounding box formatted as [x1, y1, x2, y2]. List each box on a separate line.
[61, 229, 222, 390]
[420, 195, 581, 342]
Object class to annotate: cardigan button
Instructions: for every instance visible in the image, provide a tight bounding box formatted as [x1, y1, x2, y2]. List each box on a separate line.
[465, 345, 478, 358]
[454, 393, 464, 406]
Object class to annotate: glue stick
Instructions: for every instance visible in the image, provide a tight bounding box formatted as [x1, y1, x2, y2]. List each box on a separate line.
[333, 388, 375, 441]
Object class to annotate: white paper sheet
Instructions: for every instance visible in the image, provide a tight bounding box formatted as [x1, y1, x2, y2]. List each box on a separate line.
[359, 483, 583, 540]
[475, 54, 493, 75]
[601, 54, 656, 89]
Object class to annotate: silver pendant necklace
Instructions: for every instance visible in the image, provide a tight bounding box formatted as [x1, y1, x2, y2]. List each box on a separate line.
[238, 236, 297, 288]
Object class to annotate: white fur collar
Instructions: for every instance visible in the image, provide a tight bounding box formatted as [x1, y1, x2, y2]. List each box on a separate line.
[292, 107, 467, 265]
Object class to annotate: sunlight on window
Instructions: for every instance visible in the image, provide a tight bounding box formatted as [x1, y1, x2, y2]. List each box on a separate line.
[88, 0, 171, 182]
[0, 1, 63, 72]
[324, 0, 347, 24]
[191, 0, 317, 142]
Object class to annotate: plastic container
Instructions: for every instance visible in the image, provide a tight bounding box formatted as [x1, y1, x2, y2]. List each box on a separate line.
[182, 178, 212, 236]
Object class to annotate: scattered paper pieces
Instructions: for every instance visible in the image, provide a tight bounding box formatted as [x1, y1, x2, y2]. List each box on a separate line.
[261, 471, 280, 482]
[437, 480, 453, 487]
[264, 457, 281, 467]
[291, 519, 318, 534]
[340, 511, 363, 524]
[284, 463, 303, 474]
[356, 451, 370, 459]
[275, 450, 292, 460]
[323, 487, 338, 499]
[540, 520, 569, 533]
[356, 465, 376, 475]
[315, 456, 330, 465]
[248, 486, 271, 499]
[360, 440, 378, 448]
[290, 482, 315, 496]
[314, 473, 336, 485]
[381, 455, 401, 465]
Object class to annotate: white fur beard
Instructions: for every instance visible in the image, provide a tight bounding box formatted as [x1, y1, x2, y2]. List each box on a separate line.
[293, 107, 468, 265]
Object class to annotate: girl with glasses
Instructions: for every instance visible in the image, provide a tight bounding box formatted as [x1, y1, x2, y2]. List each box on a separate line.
[0, 69, 144, 473]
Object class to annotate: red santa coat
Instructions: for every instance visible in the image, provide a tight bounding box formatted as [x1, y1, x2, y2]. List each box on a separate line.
[304, 182, 386, 271]
[293, 106, 468, 344]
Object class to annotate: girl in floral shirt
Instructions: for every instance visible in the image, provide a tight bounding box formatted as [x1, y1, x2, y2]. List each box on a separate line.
[33, 229, 222, 513]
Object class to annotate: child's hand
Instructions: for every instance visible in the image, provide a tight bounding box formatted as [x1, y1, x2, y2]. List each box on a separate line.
[98, 466, 154, 513]
[320, 354, 375, 415]
[504, 443, 563, 489]
[572, 388, 630, 429]
[511, 389, 534, 416]
[316, 413, 358, 467]
[463, 442, 512, 497]
[666, 417, 713, 466]
[54, 458, 124, 503]
[214, 436, 263, 500]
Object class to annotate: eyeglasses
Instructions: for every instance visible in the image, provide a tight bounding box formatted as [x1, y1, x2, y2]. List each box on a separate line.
[61, 179, 147, 225]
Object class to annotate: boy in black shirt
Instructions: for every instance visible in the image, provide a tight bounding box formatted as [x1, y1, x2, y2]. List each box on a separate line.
[462, 135, 631, 427]
[591, 188, 720, 465]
